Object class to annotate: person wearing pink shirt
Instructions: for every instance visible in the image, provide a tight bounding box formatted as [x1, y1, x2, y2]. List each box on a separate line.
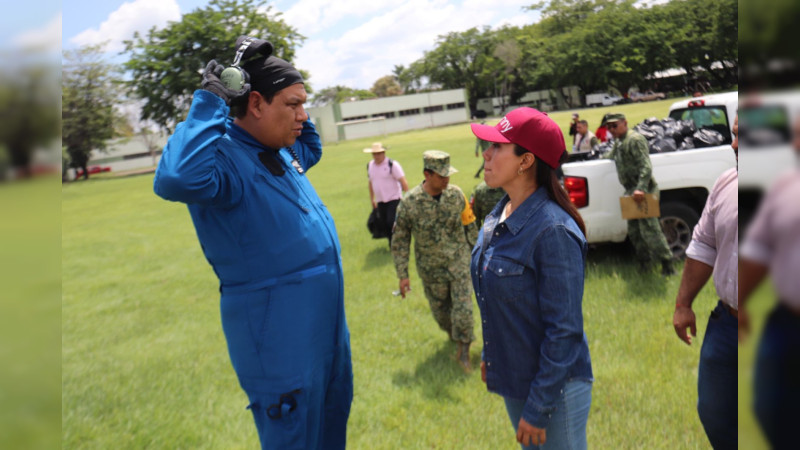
[672, 115, 738, 449]
[739, 115, 800, 449]
[365, 142, 409, 244]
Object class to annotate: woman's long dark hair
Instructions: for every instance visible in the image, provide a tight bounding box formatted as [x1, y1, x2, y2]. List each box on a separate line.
[514, 145, 586, 236]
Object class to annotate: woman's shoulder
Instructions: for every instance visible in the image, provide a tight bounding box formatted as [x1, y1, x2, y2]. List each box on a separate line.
[534, 200, 586, 242]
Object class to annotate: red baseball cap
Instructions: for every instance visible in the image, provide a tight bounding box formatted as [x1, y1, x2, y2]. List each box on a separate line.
[470, 107, 566, 169]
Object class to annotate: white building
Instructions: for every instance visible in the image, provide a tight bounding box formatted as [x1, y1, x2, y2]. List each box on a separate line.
[307, 89, 469, 143]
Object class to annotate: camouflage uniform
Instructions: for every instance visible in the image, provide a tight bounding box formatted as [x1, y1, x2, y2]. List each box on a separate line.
[392, 151, 478, 344]
[606, 126, 673, 264]
[470, 181, 506, 226]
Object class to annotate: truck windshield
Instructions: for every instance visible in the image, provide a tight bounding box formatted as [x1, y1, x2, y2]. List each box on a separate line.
[669, 106, 731, 144]
[738, 105, 791, 148]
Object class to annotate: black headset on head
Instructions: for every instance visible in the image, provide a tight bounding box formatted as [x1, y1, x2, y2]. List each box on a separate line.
[219, 36, 274, 93]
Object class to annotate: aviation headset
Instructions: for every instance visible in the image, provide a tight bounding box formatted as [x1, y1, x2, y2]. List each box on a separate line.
[219, 36, 274, 92]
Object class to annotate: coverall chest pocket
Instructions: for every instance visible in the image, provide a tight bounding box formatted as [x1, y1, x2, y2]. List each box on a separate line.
[485, 258, 527, 302]
[246, 381, 308, 449]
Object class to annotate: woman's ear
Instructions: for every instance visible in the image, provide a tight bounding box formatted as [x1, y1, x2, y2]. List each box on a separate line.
[522, 153, 536, 171]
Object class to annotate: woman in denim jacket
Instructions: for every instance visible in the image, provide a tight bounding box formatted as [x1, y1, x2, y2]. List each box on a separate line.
[470, 108, 593, 449]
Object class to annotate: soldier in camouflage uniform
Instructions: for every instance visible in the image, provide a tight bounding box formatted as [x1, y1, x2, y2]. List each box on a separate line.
[391, 150, 479, 372]
[470, 181, 506, 227]
[604, 113, 675, 275]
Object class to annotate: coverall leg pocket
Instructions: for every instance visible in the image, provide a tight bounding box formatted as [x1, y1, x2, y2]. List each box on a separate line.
[246, 383, 308, 450]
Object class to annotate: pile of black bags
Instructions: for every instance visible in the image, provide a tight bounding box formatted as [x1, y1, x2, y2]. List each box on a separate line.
[634, 117, 725, 153]
[572, 117, 726, 162]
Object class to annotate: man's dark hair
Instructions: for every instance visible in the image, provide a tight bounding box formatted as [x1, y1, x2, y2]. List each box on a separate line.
[230, 90, 276, 119]
[578, 120, 588, 127]
[423, 168, 434, 176]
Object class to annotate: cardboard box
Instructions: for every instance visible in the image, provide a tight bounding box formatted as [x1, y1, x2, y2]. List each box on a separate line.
[619, 194, 660, 219]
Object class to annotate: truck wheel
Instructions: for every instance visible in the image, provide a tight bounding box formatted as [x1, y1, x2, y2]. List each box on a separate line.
[659, 202, 699, 258]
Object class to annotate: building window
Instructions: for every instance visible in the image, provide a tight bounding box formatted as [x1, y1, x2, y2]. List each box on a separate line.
[446, 102, 466, 110]
[343, 115, 368, 122]
[371, 112, 396, 119]
[399, 108, 421, 117]
[423, 105, 444, 113]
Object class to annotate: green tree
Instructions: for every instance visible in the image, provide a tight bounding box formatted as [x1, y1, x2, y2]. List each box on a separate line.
[0, 64, 60, 177]
[62, 44, 120, 180]
[311, 85, 376, 107]
[414, 27, 496, 113]
[371, 75, 402, 97]
[122, 0, 305, 133]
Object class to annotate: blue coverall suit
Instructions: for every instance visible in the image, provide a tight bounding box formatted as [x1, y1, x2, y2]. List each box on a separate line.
[154, 90, 353, 449]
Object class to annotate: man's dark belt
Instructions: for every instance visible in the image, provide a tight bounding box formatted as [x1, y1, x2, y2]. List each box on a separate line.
[722, 301, 738, 319]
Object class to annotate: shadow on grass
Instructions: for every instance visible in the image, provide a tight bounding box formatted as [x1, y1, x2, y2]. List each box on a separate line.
[391, 340, 472, 402]
[362, 245, 392, 271]
[586, 242, 670, 300]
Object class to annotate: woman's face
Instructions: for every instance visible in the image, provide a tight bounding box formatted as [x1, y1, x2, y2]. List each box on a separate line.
[482, 142, 522, 189]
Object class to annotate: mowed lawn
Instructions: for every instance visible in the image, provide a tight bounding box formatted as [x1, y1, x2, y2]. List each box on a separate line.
[63, 97, 765, 449]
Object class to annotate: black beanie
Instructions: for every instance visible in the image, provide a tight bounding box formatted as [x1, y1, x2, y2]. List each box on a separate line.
[243, 55, 305, 97]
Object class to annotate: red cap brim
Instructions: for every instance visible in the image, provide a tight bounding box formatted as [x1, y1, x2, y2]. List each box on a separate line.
[470, 123, 511, 144]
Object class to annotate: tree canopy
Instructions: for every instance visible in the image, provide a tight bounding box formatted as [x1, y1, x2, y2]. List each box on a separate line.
[394, 0, 737, 112]
[62, 44, 122, 179]
[122, 0, 305, 133]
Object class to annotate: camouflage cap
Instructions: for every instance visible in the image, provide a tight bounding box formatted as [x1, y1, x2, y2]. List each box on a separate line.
[423, 150, 458, 177]
[604, 113, 626, 123]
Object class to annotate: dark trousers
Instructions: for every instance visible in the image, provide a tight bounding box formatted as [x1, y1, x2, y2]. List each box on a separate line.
[754, 303, 800, 449]
[697, 301, 737, 449]
[377, 199, 400, 242]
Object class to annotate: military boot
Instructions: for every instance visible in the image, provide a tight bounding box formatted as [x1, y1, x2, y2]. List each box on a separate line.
[456, 342, 472, 373]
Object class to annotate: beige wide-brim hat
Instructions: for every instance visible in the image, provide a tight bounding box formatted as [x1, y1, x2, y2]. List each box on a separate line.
[363, 142, 388, 153]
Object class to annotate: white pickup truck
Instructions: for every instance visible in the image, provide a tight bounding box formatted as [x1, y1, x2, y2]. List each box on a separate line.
[561, 92, 738, 257]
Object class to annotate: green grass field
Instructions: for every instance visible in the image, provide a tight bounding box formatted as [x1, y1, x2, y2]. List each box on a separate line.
[63, 98, 769, 449]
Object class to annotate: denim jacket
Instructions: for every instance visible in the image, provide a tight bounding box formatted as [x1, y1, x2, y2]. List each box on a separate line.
[470, 187, 593, 429]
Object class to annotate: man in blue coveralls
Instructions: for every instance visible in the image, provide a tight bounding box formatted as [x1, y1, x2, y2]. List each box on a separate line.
[153, 36, 352, 449]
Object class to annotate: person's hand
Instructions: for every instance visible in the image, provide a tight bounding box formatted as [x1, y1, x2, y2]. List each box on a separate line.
[399, 278, 411, 299]
[371, 200, 377, 209]
[673, 305, 697, 345]
[480, 361, 487, 383]
[739, 307, 750, 343]
[517, 418, 546, 447]
[201, 60, 250, 105]
[632, 190, 646, 203]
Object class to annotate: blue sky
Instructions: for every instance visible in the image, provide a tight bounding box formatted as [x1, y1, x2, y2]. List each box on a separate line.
[17, 0, 541, 89]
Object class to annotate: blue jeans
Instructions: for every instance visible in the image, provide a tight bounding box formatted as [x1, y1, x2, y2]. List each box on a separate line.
[753, 303, 800, 449]
[697, 301, 737, 449]
[503, 380, 592, 450]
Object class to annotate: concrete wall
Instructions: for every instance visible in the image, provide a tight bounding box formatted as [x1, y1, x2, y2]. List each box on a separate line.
[306, 89, 469, 143]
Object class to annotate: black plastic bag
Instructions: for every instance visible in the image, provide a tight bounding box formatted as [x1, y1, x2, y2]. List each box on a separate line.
[649, 137, 677, 153]
[367, 208, 389, 239]
[692, 129, 724, 148]
[678, 119, 697, 137]
[634, 124, 664, 140]
[678, 139, 695, 150]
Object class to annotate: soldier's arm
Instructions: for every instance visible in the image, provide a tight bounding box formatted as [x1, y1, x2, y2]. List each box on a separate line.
[460, 191, 479, 247]
[391, 199, 413, 279]
[631, 135, 654, 193]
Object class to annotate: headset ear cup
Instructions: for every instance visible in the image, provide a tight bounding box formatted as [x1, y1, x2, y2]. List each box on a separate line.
[220, 67, 247, 91]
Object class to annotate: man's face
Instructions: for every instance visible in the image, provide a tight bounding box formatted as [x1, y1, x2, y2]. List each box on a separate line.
[372, 151, 386, 163]
[258, 83, 308, 149]
[424, 170, 450, 194]
[576, 122, 588, 135]
[607, 120, 627, 139]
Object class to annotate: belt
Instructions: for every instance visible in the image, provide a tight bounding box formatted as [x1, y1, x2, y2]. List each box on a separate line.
[722, 302, 738, 319]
